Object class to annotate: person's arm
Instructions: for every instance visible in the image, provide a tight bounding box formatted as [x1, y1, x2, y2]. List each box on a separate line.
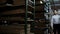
[51, 16, 53, 29]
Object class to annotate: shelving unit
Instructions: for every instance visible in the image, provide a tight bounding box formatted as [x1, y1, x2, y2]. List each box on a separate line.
[28, 0, 51, 34]
[0, 0, 34, 34]
[44, 0, 53, 34]
[25, 0, 35, 34]
[0, 0, 52, 34]
[0, 1, 34, 23]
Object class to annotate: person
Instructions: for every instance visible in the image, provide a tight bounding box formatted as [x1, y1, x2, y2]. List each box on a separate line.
[51, 10, 60, 34]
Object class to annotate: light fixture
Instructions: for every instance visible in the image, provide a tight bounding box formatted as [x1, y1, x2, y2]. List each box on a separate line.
[40, 1, 43, 4]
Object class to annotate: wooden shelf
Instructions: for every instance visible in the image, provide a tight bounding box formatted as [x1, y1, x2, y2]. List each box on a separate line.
[0, 17, 34, 22]
[27, 18, 34, 21]
[0, 13, 25, 17]
[0, 5, 35, 12]
[0, 13, 33, 17]
[0, 5, 25, 12]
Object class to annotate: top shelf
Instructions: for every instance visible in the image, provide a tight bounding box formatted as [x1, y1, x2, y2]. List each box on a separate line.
[0, 5, 34, 13]
[28, 0, 35, 9]
[0, 5, 25, 12]
[28, 0, 34, 4]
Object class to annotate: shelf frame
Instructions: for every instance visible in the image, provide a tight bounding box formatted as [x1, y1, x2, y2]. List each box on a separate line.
[25, 0, 35, 34]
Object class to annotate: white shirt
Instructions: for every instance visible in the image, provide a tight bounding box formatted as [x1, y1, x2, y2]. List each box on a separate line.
[51, 14, 60, 29]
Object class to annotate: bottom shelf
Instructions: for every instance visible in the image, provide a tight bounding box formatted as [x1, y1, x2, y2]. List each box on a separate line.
[0, 24, 32, 34]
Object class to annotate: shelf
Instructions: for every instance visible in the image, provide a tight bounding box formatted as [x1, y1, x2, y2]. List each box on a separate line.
[27, 11, 33, 14]
[0, 13, 33, 17]
[0, 5, 25, 8]
[0, 5, 35, 12]
[28, 0, 34, 4]
[1, 9, 33, 15]
[0, 17, 34, 22]
[35, 10, 45, 13]
[28, 0, 35, 11]
[0, 5, 25, 12]
[27, 18, 34, 21]
[35, 18, 45, 19]
[28, 5, 34, 8]
[35, 16, 45, 19]
[27, 19, 34, 21]
[0, 13, 25, 17]
[0, 21, 33, 24]
[33, 27, 49, 30]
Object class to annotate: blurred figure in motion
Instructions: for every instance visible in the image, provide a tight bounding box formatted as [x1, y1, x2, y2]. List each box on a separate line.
[51, 10, 60, 34]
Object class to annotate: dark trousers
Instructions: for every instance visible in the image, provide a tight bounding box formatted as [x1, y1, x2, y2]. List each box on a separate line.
[53, 24, 60, 34]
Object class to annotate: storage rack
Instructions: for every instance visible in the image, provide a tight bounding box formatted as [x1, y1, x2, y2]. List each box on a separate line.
[44, 0, 53, 34]
[0, 0, 33, 34]
[0, 0, 35, 34]
[25, 0, 35, 34]
[29, 0, 49, 34]
[0, 0, 52, 34]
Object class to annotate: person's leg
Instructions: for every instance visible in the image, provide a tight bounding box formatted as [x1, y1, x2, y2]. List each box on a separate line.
[53, 28, 56, 34]
[57, 24, 60, 34]
[58, 30, 60, 34]
[53, 24, 56, 34]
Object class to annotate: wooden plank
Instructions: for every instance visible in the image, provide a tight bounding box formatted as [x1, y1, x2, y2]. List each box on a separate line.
[0, 24, 31, 34]
[0, 17, 24, 21]
[13, 0, 25, 6]
[0, 0, 25, 7]
[1, 9, 25, 15]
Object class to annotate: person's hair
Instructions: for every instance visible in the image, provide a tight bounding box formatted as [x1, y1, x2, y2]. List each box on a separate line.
[53, 10, 58, 15]
[53, 10, 58, 12]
